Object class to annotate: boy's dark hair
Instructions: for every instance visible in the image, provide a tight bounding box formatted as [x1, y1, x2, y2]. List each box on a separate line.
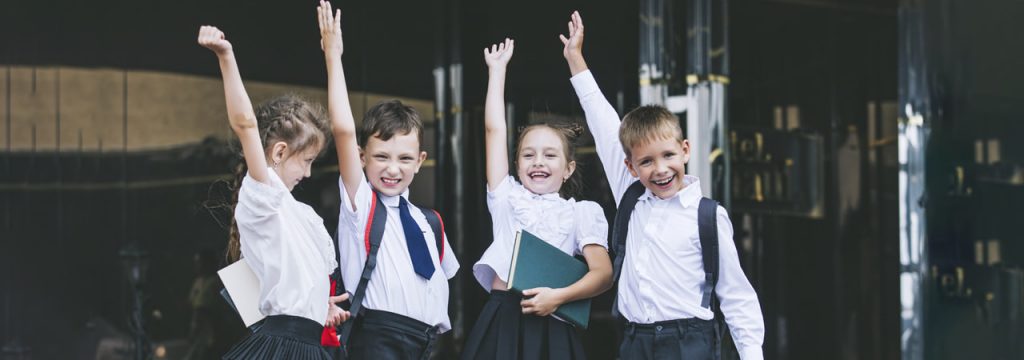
[358, 99, 424, 148]
[226, 94, 328, 262]
[619, 105, 684, 158]
[516, 122, 585, 199]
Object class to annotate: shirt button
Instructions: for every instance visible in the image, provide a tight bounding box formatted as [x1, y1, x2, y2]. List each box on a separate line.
[656, 325, 663, 332]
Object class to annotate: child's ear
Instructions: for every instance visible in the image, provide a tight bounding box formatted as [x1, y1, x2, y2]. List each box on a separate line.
[680, 139, 691, 164]
[414, 151, 428, 174]
[271, 141, 289, 166]
[358, 147, 366, 168]
[565, 160, 577, 181]
[624, 158, 639, 178]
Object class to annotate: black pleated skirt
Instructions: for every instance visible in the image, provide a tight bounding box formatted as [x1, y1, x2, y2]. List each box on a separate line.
[223, 314, 331, 360]
[461, 290, 586, 360]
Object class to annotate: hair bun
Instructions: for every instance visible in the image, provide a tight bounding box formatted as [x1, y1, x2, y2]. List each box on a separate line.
[564, 122, 584, 139]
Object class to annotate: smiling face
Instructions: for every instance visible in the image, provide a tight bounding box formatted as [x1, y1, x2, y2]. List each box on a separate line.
[516, 126, 576, 196]
[361, 131, 427, 197]
[625, 137, 690, 199]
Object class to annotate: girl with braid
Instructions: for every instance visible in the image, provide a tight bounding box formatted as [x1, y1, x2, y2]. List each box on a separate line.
[198, 23, 349, 359]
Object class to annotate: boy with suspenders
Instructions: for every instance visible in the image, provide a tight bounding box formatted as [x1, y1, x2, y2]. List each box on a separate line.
[560, 11, 765, 360]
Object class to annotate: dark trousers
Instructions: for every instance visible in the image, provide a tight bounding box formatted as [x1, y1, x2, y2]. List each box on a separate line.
[346, 309, 439, 360]
[619, 318, 719, 360]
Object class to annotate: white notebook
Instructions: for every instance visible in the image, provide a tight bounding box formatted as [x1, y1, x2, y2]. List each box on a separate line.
[217, 259, 266, 327]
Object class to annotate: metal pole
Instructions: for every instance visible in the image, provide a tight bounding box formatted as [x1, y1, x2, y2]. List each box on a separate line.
[447, 0, 466, 350]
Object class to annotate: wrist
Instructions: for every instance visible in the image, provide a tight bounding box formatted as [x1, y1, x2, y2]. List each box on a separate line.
[553, 288, 570, 305]
[216, 51, 236, 61]
[487, 66, 507, 74]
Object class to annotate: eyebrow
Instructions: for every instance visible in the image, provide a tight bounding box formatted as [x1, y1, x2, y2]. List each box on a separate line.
[521, 146, 561, 152]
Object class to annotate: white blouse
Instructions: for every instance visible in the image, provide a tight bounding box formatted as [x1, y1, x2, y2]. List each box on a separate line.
[235, 168, 337, 324]
[473, 175, 609, 292]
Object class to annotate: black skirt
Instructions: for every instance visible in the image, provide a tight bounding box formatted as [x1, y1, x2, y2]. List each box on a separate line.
[461, 290, 586, 360]
[223, 314, 331, 360]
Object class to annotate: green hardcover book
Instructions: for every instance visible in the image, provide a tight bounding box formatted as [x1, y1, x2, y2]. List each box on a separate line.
[507, 230, 591, 329]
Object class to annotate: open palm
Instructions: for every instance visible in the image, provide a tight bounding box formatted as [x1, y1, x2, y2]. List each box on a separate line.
[559, 11, 584, 59]
[484, 38, 515, 69]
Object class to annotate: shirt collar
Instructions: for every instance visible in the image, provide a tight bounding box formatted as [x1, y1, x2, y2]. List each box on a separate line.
[636, 175, 703, 208]
[265, 166, 288, 189]
[529, 191, 564, 202]
[379, 188, 412, 208]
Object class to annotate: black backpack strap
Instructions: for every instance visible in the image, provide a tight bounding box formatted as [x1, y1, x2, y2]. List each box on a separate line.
[338, 191, 388, 354]
[697, 197, 719, 309]
[331, 230, 343, 294]
[416, 205, 445, 262]
[610, 181, 647, 318]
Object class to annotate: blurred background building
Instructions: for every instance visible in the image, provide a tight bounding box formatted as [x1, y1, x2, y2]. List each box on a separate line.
[0, 0, 1019, 359]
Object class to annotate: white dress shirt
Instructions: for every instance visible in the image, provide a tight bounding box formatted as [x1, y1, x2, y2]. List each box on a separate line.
[572, 70, 765, 360]
[337, 174, 460, 333]
[473, 175, 609, 292]
[235, 168, 338, 324]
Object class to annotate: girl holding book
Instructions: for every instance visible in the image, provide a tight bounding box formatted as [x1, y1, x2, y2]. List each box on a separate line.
[198, 20, 349, 359]
[461, 38, 613, 360]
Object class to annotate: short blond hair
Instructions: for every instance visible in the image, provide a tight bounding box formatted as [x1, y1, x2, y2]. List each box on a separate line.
[619, 105, 683, 158]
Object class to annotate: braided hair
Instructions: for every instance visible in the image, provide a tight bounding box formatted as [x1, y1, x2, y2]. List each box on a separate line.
[225, 94, 328, 262]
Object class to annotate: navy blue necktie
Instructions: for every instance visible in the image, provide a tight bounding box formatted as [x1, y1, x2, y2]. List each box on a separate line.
[398, 197, 435, 279]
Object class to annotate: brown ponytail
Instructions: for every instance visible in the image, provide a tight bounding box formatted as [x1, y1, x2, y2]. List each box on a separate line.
[225, 160, 246, 262]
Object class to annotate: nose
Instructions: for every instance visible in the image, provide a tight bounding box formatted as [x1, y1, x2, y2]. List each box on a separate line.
[654, 160, 669, 175]
[386, 161, 400, 175]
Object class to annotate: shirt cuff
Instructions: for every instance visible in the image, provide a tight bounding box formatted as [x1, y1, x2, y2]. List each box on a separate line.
[569, 70, 599, 99]
[738, 345, 764, 360]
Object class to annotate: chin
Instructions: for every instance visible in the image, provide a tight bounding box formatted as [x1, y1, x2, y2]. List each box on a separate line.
[371, 183, 408, 197]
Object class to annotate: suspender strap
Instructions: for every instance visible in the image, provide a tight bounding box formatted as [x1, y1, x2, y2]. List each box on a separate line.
[697, 197, 719, 309]
[339, 191, 387, 354]
[610, 181, 647, 318]
[416, 206, 446, 262]
[337, 193, 446, 354]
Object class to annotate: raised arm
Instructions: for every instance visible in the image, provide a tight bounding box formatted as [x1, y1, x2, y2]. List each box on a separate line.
[560, 11, 588, 76]
[198, 26, 268, 184]
[562, 11, 634, 201]
[483, 38, 515, 191]
[318, 1, 362, 207]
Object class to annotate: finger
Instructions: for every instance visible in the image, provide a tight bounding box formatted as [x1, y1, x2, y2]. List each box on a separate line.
[484, 47, 490, 56]
[576, 12, 584, 30]
[317, 5, 322, 26]
[325, 2, 334, 26]
[508, 39, 515, 53]
[567, 21, 575, 37]
[335, 9, 342, 30]
[522, 288, 539, 296]
[560, 34, 570, 46]
[330, 293, 350, 303]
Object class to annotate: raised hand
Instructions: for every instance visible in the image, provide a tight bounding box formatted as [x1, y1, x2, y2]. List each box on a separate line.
[197, 26, 232, 56]
[317, 0, 343, 58]
[559, 11, 584, 60]
[483, 38, 515, 70]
